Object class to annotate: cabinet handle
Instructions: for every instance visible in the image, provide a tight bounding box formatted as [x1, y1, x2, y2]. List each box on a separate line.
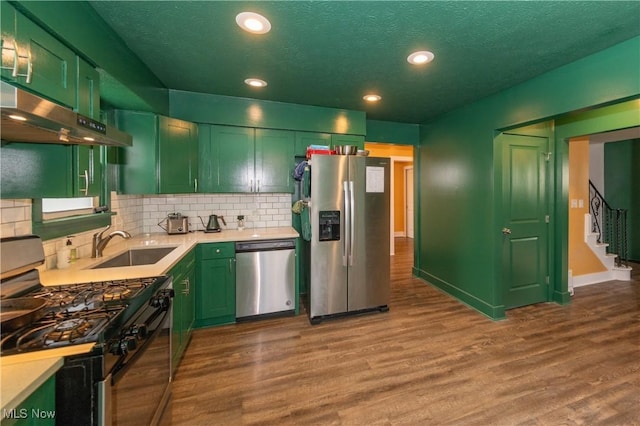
[194, 178, 198, 192]
[249, 179, 253, 192]
[257, 179, 260, 192]
[229, 258, 234, 272]
[25, 48, 32, 84]
[0, 40, 19, 77]
[182, 278, 190, 295]
[79, 170, 89, 196]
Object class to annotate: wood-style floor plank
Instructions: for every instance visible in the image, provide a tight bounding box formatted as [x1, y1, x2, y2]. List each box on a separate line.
[168, 238, 640, 425]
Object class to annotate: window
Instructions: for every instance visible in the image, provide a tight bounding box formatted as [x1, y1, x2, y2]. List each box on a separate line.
[42, 197, 98, 220]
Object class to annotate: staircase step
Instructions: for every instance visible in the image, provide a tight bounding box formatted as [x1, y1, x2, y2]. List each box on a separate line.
[612, 265, 632, 281]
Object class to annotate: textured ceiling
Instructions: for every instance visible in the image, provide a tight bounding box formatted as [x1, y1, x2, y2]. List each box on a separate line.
[89, 1, 640, 124]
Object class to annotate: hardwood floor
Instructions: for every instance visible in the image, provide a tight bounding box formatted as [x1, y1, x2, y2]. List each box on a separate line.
[169, 238, 639, 425]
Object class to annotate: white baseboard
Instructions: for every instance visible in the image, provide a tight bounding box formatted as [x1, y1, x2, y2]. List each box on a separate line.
[394, 231, 405, 237]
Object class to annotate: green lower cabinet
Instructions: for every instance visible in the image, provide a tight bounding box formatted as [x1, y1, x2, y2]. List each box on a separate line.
[196, 242, 236, 327]
[170, 249, 195, 375]
[2, 376, 55, 426]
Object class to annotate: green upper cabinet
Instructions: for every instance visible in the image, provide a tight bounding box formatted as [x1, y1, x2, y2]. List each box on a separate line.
[159, 116, 198, 194]
[294, 131, 332, 157]
[0, 143, 72, 199]
[255, 129, 295, 193]
[1, 2, 77, 107]
[199, 125, 294, 193]
[76, 57, 99, 119]
[331, 134, 365, 150]
[115, 110, 198, 194]
[75, 145, 102, 197]
[199, 125, 254, 193]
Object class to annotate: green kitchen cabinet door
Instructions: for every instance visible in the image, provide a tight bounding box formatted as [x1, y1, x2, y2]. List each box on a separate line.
[331, 134, 365, 150]
[196, 242, 236, 327]
[209, 125, 255, 193]
[115, 110, 159, 195]
[255, 129, 295, 193]
[170, 249, 196, 375]
[0, 143, 73, 199]
[1, 2, 18, 83]
[158, 116, 198, 194]
[3, 375, 56, 426]
[75, 145, 103, 197]
[294, 131, 332, 157]
[76, 57, 99, 119]
[15, 9, 76, 108]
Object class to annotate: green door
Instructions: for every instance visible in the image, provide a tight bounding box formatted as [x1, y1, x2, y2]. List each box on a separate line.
[210, 125, 255, 193]
[255, 129, 295, 193]
[501, 134, 549, 309]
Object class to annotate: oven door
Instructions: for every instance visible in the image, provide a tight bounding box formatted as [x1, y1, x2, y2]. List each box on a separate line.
[101, 285, 173, 426]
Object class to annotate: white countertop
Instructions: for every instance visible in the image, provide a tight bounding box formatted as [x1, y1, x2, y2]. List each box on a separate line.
[0, 356, 63, 419]
[0, 226, 299, 413]
[39, 227, 299, 285]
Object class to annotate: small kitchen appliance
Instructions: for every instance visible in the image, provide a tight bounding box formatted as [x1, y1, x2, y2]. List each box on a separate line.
[160, 213, 189, 234]
[203, 214, 226, 233]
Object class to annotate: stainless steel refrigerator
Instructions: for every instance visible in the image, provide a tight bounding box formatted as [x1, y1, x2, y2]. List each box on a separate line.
[309, 155, 390, 323]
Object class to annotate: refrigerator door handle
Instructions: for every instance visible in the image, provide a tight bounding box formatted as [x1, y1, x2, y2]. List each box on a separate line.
[343, 180, 350, 267]
[349, 180, 355, 266]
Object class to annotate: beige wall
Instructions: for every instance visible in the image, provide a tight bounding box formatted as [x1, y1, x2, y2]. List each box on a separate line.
[568, 138, 606, 275]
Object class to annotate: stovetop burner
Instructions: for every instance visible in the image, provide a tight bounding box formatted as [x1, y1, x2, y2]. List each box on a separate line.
[1, 276, 168, 355]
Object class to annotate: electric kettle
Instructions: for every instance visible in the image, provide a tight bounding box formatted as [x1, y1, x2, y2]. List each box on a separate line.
[202, 214, 226, 233]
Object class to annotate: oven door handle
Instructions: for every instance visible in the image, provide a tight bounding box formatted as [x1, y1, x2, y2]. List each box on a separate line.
[111, 303, 170, 385]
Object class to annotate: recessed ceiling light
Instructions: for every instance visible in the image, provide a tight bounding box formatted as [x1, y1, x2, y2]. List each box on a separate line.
[236, 12, 271, 34]
[8, 114, 27, 121]
[363, 94, 382, 102]
[83, 137, 95, 142]
[407, 50, 435, 65]
[245, 78, 268, 88]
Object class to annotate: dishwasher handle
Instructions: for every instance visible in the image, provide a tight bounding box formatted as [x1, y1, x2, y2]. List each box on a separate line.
[235, 239, 296, 253]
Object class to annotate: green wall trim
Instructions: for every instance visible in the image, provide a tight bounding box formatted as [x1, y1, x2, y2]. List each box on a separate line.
[13, 0, 169, 114]
[553, 289, 572, 305]
[415, 268, 506, 320]
[32, 212, 113, 241]
[169, 89, 366, 135]
[366, 120, 420, 145]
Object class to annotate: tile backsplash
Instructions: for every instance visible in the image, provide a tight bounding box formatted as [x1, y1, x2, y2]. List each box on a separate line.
[0, 192, 293, 270]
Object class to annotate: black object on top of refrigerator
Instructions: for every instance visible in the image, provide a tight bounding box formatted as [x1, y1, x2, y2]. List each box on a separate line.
[309, 155, 390, 324]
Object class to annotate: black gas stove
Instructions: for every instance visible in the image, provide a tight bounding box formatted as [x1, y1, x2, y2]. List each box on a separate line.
[1, 235, 174, 425]
[1, 276, 168, 355]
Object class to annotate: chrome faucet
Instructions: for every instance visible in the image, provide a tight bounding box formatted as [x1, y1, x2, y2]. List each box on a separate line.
[92, 225, 132, 258]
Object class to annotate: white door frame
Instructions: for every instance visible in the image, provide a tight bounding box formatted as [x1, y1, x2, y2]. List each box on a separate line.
[404, 166, 414, 239]
[389, 156, 413, 255]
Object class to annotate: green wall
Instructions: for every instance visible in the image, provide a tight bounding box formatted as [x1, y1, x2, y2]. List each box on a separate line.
[416, 36, 640, 319]
[605, 139, 640, 262]
[169, 89, 366, 135]
[366, 120, 419, 145]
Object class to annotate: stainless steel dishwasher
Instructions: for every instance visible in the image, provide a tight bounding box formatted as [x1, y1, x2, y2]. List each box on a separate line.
[235, 238, 296, 319]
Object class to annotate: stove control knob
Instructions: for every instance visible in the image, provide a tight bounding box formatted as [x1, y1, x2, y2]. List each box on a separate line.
[150, 294, 170, 310]
[120, 337, 137, 354]
[129, 324, 148, 339]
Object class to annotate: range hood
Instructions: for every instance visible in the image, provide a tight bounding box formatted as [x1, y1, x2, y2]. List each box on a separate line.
[0, 81, 132, 147]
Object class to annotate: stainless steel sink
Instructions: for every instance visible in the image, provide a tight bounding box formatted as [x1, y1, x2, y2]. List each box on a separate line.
[90, 247, 177, 269]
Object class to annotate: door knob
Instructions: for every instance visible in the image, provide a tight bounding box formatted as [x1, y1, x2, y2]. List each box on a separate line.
[502, 227, 512, 235]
